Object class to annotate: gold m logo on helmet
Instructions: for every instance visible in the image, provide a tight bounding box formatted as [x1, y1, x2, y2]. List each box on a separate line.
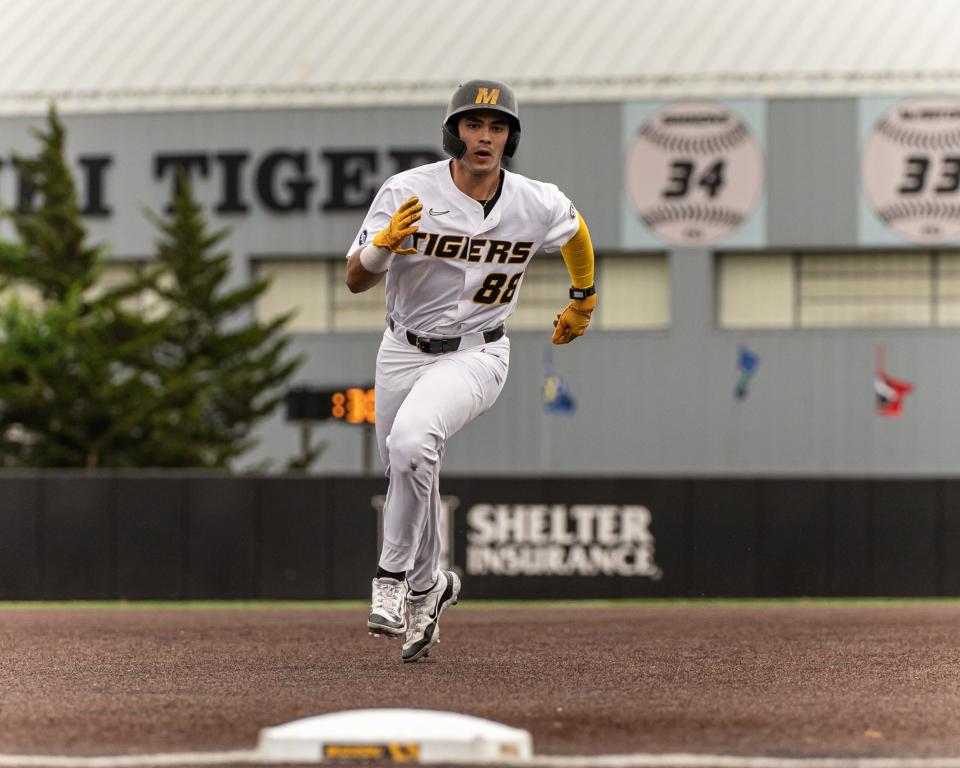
[475, 87, 500, 105]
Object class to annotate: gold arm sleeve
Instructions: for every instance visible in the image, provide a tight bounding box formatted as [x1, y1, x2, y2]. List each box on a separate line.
[560, 213, 595, 289]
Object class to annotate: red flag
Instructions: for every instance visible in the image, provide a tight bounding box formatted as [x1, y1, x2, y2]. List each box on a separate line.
[874, 345, 914, 417]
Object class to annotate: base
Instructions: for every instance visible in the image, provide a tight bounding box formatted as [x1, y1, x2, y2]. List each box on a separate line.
[257, 708, 533, 764]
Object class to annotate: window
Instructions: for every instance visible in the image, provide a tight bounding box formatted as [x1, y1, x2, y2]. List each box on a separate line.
[95, 261, 171, 320]
[329, 260, 387, 331]
[799, 252, 930, 327]
[598, 253, 670, 330]
[2, 261, 166, 317]
[255, 258, 386, 332]
[718, 253, 793, 328]
[254, 253, 671, 333]
[508, 255, 571, 330]
[255, 260, 332, 332]
[718, 250, 960, 329]
[936, 252, 960, 326]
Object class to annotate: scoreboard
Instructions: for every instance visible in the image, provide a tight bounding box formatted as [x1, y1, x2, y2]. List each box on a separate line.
[285, 386, 375, 425]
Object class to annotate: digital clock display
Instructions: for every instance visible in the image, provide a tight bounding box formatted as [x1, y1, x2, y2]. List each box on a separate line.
[285, 386, 375, 425]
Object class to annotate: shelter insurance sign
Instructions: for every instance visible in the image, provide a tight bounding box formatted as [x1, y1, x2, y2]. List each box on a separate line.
[373, 478, 685, 599]
[622, 100, 766, 248]
[465, 503, 661, 579]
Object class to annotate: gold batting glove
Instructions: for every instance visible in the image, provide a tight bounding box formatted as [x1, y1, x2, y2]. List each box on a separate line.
[373, 195, 422, 255]
[551, 293, 598, 345]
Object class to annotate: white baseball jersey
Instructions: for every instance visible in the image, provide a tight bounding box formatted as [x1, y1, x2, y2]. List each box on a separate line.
[347, 160, 580, 337]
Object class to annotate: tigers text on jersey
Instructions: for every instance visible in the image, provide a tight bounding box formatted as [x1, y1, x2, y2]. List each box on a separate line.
[348, 160, 580, 337]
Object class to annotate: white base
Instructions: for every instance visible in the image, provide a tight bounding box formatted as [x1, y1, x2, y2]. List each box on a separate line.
[257, 708, 533, 764]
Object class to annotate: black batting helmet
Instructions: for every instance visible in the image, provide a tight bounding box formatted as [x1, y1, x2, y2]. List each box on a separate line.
[442, 79, 521, 160]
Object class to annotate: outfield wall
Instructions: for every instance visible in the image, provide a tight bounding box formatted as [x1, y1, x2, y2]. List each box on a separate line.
[1, 474, 957, 600]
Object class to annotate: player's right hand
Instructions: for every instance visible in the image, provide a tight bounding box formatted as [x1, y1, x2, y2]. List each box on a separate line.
[373, 196, 422, 255]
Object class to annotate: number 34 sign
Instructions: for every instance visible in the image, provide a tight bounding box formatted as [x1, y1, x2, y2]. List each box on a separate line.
[626, 102, 764, 246]
[862, 97, 960, 244]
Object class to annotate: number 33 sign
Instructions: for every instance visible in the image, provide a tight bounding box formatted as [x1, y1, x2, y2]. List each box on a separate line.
[626, 102, 764, 246]
[863, 97, 960, 244]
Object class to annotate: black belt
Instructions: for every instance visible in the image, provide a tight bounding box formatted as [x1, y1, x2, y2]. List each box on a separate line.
[388, 317, 505, 354]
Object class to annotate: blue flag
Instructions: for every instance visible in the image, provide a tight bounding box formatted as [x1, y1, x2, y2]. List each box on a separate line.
[734, 346, 760, 400]
[543, 346, 576, 414]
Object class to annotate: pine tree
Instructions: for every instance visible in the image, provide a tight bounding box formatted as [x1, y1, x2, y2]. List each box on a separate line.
[0, 108, 301, 469]
[0, 106, 169, 468]
[136, 173, 302, 467]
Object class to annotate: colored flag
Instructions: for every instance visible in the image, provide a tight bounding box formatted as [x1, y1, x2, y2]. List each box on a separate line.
[734, 345, 760, 400]
[875, 345, 914, 417]
[543, 346, 576, 414]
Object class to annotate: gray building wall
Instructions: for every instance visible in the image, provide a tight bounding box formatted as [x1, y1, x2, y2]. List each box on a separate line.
[0, 98, 954, 476]
[263, 255, 958, 477]
[767, 99, 860, 247]
[0, 103, 623, 265]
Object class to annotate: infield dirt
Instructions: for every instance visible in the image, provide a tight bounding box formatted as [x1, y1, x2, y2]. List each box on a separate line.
[1, 603, 959, 759]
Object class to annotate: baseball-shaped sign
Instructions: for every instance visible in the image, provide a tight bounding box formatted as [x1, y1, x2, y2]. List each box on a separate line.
[863, 97, 960, 243]
[626, 102, 764, 245]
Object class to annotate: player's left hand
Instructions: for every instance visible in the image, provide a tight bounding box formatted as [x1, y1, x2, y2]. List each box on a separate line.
[551, 294, 598, 344]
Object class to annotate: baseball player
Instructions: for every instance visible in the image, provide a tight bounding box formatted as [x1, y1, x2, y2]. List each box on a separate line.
[345, 79, 597, 662]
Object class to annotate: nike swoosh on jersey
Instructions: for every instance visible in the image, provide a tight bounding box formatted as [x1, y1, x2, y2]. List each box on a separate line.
[428, 208, 450, 216]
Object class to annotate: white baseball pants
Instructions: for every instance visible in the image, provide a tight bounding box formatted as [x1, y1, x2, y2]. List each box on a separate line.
[375, 324, 509, 592]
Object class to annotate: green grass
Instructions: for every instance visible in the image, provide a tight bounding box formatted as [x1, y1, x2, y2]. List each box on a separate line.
[463, 597, 960, 608]
[0, 597, 959, 610]
[0, 600, 367, 610]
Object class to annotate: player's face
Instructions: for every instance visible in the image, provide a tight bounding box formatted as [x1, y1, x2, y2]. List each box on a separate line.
[457, 111, 509, 175]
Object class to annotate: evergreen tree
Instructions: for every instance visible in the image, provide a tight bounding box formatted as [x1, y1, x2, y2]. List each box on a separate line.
[136, 174, 302, 467]
[1, 110, 100, 300]
[0, 108, 301, 469]
[0, 106, 168, 468]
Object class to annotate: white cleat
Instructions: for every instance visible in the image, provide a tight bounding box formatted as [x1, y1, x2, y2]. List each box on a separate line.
[402, 570, 461, 663]
[367, 577, 408, 638]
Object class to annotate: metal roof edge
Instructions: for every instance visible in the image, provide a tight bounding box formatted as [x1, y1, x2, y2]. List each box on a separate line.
[1, 72, 959, 117]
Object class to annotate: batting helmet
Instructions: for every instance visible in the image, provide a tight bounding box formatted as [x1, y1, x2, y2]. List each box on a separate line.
[442, 80, 521, 160]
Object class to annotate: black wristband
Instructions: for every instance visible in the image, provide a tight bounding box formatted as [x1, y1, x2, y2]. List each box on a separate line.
[569, 285, 596, 300]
